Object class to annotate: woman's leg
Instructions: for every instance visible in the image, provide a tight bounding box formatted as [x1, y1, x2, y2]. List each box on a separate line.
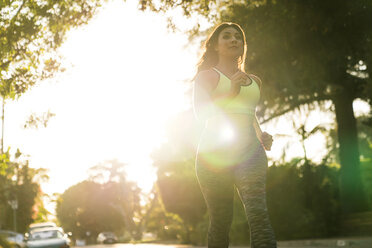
[196, 156, 235, 248]
[233, 144, 277, 248]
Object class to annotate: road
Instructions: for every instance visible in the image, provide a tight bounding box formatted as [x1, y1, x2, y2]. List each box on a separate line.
[74, 245, 199, 248]
[75, 244, 256, 248]
[72, 237, 372, 248]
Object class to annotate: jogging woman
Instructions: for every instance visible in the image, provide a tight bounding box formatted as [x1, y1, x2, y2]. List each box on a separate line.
[193, 22, 277, 248]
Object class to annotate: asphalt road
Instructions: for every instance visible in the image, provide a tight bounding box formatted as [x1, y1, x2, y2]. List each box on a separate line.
[71, 245, 335, 248]
[74, 245, 197, 248]
[74, 237, 372, 248]
[73, 237, 372, 248]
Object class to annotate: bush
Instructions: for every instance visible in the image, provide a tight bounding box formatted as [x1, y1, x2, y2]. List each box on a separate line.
[267, 162, 341, 240]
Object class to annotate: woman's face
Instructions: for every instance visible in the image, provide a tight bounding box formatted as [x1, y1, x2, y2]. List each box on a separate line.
[215, 26, 244, 59]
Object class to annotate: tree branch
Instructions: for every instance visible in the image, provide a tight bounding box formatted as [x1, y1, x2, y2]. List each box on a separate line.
[1, 34, 35, 72]
[260, 95, 331, 124]
[10, 0, 28, 25]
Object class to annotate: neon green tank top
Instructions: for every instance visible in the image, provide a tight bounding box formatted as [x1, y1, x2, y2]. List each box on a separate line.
[212, 67, 260, 116]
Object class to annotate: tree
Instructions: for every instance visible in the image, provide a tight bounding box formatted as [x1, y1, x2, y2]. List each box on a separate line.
[267, 160, 341, 239]
[224, 0, 372, 214]
[88, 159, 143, 240]
[156, 159, 206, 243]
[142, 187, 186, 241]
[56, 180, 126, 241]
[0, 0, 103, 97]
[0, 149, 49, 232]
[151, 111, 206, 244]
[1, 0, 106, 232]
[357, 114, 372, 208]
[0, 0, 104, 152]
[140, 0, 372, 214]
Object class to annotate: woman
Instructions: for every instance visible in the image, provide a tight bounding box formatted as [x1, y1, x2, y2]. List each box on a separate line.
[193, 22, 277, 248]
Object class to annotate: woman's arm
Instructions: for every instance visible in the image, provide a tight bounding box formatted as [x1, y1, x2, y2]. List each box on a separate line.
[250, 75, 273, 151]
[253, 115, 263, 142]
[193, 69, 241, 122]
[253, 114, 273, 151]
[193, 70, 218, 122]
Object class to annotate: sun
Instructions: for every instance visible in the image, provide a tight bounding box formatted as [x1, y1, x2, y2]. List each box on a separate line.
[6, 0, 198, 196]
[57, 0, 198, 193]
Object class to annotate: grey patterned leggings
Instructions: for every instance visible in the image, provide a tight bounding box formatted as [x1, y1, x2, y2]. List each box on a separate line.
[196, 138, 277, 248]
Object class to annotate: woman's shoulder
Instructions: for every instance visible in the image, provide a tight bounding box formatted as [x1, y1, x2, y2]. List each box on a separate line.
[248, 74, 262, 88]
[195, 68, 220, 89]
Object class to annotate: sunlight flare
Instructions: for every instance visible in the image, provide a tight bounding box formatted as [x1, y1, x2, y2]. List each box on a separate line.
[6, 0, 197, 196]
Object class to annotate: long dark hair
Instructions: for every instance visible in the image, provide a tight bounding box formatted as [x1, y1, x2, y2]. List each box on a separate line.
[196, 22, 247, 75]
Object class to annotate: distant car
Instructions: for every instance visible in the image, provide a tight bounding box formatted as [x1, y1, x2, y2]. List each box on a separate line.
[96, 232, 118, 244]
[26, 227, 70, 248]
[0, 230, 26, 248]
[28, 222, 57, 233]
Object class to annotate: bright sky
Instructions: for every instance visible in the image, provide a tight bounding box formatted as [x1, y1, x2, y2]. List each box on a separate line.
[6, 0, 198, 196]
[5, 0, 371, 208]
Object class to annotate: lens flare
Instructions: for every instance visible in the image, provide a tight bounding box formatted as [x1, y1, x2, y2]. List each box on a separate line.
[220, 125, 235, 141]
[197, 116, 260, 172]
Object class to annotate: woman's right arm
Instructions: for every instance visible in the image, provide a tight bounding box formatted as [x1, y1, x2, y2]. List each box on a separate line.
[193, 70, 218, 122]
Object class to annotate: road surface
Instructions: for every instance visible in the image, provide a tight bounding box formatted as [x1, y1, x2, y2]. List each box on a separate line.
[74, 237, 372, 248]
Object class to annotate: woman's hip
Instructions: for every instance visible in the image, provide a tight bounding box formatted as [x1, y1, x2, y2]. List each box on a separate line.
[196, 128, 264, 171]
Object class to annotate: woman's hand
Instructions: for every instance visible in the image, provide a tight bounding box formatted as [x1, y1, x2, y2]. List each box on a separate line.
[228, 71, 251, 97]
[261, 131, 273, 151]
[231, 71, 252, 87]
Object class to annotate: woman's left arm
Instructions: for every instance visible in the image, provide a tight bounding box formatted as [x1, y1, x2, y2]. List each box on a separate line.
[253, 115, 273, 151]
[250, 74, 273, 151]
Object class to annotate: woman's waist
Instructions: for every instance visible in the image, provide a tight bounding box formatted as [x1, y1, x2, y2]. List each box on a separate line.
[206, 113, 255, 130]
[198, 116, 259, 155]
[201, 115, 256, 145]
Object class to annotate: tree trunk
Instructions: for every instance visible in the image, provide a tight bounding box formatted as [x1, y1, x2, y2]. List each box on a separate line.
[333, 89, 368, 214]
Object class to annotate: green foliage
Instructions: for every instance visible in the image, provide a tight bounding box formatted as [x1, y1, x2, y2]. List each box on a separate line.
[0, 149, 48, 233]
[23, 110, 55, 129]
[153, 152, 207, 244]
[0, 149, 11, 176]
[56, 180, 126, 240]
[151, 111, 206, 244]
[144, 190, 186, 241]
[87, 159, 143, 240]
[266, 161, 341, 240]
[57, 159, 146, 242]
[31, 192, 51, 223]
[138, 0, 218, 16]
[0, 0, 105, 99]
[358, 114, 372, 207]
[361, 161, 372, 207]
[58, 160, 176, 243]
[157, 159, 206, 227]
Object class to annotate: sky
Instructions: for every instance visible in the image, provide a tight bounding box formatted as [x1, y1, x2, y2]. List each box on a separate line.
[4, 0, 371, 207]
[6, 0, 198, 195]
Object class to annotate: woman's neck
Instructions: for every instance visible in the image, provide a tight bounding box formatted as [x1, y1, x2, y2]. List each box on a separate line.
[215, 59, 239, 77]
